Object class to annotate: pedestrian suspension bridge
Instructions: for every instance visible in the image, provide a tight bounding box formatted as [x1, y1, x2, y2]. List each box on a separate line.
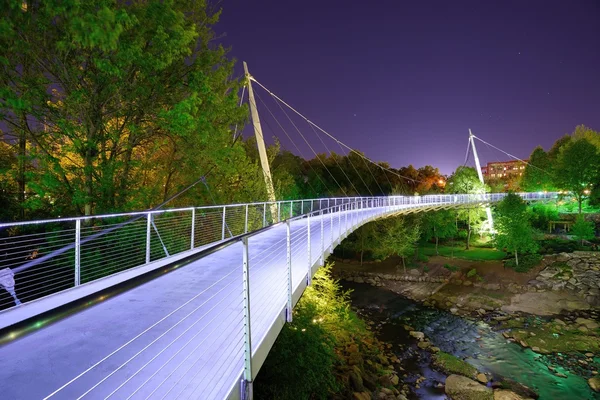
[0, 64, 557, 400]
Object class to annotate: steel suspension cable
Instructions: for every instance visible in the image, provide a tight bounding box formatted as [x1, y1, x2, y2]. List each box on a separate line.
[251, 77, 427, 184]
[472, 135, 549, 174]
[322, 125, 374, 196]
[254, 90, 335, 197]
[303, 121, 362, 195]
[261, 92, 349, 196]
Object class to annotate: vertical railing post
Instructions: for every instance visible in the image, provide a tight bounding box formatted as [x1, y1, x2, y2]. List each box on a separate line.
[345, 204, 348, 236]
[307, 213, 311, 286]
[301, 201, 304, 215]
[290, 201, 293, 218]
[190, 208, 196, 250]
[263, 203, 267, 227]
[338, 205, 342, 243]
[320, 210, 324, 266]
[286, 220, 293, 322]
[278, 202, 281, 221]
[75, 219, 81, 286]
[222, 206, 227, 240]
[245, 204, 249, 233]
[146, 212, 151, 264]
[241, 236, 253, 399]
[330, 207, 334, 250]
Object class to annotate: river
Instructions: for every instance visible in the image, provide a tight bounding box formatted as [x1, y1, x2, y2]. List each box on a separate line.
[342, 281, 599, 400]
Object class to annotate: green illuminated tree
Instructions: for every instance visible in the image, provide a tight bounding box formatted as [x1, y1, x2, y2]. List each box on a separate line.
[376, 216, 421, 273]
[553, 138, 600, 214]
[0, 1, 247, 215]
[421, 210, 458, 255]
[494, 193, 538, 268]
[572, 215, 595, 246]
[522, 147, 553, 192]
[446, 166, 488, 249]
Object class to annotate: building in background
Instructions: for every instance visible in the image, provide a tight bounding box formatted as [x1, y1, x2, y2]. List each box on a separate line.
[481, 160, 528, 180]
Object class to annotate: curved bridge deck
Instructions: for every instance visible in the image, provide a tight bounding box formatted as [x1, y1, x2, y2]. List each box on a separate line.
[0, 193, 556, 399]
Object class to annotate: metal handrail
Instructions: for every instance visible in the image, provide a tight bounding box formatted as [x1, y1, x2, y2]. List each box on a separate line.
[0, 192, 558, 313]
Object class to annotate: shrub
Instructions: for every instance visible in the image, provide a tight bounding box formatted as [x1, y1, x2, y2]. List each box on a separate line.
[505, 254, 542, 273]
[538, 238, 578, 254]
[466, 268, 477, 278]
[443, 263, 460, 272]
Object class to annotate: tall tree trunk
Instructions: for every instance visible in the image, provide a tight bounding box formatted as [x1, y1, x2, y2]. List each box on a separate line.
[360, 232, 364, 266]
[402, 256, 406, 274]
[466, 226, 471, 250]
[435, 236, 439, 256]
[84, 147, 93, 216]
[515, 249, 519, 267]
[578, 195, 583, 214]
[17, 117, 26, 219]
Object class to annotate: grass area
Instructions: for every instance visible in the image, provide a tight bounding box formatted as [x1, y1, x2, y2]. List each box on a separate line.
[419, 242, 506, 261]
[432, 351, 478, 378]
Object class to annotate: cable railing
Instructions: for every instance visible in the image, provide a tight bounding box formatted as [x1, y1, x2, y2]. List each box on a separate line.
[0, 192, 557, 317]
[0, 191, 559, 400]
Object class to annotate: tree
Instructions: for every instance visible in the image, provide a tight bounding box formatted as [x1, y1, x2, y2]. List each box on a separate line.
[446, 166, 488, 249]
[522, 147, 553, 192]
[420, 210, 457, 255]
[376, 216, 421, 273]
[554, 138, 600, 214]
[572, 215, 595, 246]
[1, 1, 247, 215]
[494, 193, 538, 268]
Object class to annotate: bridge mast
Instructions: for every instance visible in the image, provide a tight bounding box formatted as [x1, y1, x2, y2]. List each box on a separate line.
[244, 62, 278, 221]
[469, 129, 494, 231]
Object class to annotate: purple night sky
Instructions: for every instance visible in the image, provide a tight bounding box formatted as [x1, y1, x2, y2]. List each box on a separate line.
[216, 1, 600, 174]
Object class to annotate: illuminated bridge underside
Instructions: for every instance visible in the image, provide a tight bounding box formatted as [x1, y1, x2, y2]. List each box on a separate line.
[0, 194, 555, 400]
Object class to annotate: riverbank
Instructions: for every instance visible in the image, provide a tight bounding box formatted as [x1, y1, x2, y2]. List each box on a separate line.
[334, 252, 600, 397]
[254, 265, 412, 400]
[342, 281, 600, 399]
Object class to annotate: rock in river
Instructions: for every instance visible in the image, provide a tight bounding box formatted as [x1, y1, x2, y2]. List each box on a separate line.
[589, 376, 600, 392]
[445, 374, 493, 400]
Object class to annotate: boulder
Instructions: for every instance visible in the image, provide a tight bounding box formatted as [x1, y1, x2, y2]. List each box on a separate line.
[352, 392, 371, 400]
[476, 373, 488, 383]
[493, 389, 528, 400]
[417, 341, 431, 349]
[409, 331, 425, 340]
[576, 317, 600, 329]
[589, 376, 600, 392]
[349, 370, 365, 391]
[445, 374, 493, 400]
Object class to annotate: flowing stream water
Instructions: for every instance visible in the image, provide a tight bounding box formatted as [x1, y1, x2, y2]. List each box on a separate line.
[343, 281, 599, 400]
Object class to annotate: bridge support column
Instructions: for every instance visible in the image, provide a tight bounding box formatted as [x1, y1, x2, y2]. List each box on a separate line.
[241, 236, 253, 400]
[286, 220, 293, 323]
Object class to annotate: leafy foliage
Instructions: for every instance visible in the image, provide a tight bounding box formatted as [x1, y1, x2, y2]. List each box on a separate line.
[521, 146, 554, 192]
[572, 214, 595, 245]
[504, 254, 542, 273]
[255, 264, 376, 399]
[447, 166, 488, 249]
[554, 137, 600, 214]
[420, 210, 457, 255]
[494, 193, 538, 268]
